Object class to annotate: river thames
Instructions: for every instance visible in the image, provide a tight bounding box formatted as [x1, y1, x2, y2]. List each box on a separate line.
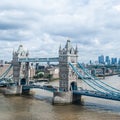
[0, 75, 120, 120]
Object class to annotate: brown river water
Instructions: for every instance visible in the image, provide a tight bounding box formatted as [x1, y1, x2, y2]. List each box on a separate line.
[0, 75, 120, 120]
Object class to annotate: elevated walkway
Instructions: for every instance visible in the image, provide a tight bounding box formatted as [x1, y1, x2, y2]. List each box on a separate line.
[18, 57, 59, 62]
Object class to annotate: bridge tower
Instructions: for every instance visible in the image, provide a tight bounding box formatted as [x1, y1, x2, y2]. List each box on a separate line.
[53, 40, 81, 104]
[59, 40, 78, 91]
[12, 45, 29, 85]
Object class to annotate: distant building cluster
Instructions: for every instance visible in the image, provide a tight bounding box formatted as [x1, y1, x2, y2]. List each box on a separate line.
[90, 55, 120, 65]
[0, 58, 59, 80]
[98, 55, 120, 65]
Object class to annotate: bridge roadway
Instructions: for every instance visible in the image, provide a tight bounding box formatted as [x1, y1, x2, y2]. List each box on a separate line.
[23, 85, 120, 101]
[22, 85, 58, 92]
[73, 89, 120, 101]
[18, 57, 59, 62]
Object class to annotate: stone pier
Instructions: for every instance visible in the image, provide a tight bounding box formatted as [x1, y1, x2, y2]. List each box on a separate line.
[53, 91, 81, 104]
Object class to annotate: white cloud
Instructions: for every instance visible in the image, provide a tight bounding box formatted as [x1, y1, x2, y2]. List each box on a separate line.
[113, 5, 120, 11]
[0, 0, 120, 63]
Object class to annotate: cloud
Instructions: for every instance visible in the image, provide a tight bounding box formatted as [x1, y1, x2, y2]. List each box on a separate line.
[0, 0, 120, 63]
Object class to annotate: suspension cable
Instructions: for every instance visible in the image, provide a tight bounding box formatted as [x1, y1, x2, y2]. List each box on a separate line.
[78, 63, 120, 93]
[69, 63, 106, 93]
[76, 64, 119, 95]
[0, 64, 13, 79]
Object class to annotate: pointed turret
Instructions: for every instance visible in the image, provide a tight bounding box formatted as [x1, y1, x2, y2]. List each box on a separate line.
[17, 45, 23, 53]
[13, 44, 29, 58]
[75, 44, 78, 54]
[12, 49, 15, 56]
[59, 44, 62, 52]
[65, 40, 71, 52]
[26, 49, 29, 57]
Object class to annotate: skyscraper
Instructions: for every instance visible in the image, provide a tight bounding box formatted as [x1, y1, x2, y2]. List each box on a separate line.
[98, 55, 104, 64]
[111, 58, 117, 65]
[105, 56, 110, 65]
[118, 58, 120, 65]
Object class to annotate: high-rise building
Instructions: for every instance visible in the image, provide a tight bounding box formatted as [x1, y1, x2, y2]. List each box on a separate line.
[89, 60, 92, 65]
[105, 56, 110, 65]
[118, 58, 120, 65]
[111, 57, 117, 65]
[98, 55, 104, 64]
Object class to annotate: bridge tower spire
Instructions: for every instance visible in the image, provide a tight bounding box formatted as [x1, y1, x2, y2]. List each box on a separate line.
[59, 40, 78, 91]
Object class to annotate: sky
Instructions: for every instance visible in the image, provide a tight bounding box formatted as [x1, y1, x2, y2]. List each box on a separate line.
[0, 0, 120, 63]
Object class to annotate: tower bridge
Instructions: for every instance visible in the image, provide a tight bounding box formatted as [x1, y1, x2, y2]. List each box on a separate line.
[1, 41, 120, 104]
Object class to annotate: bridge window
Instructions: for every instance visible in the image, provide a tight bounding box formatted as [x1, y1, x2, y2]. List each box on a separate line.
[71, 58, 75, 63]
[71, 60, 74, 63]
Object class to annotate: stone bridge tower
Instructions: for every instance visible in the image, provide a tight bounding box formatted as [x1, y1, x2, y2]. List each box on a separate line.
[59, 40, 78, 91]
[53, 40, 81, 104]
[12, 45, 29, 85]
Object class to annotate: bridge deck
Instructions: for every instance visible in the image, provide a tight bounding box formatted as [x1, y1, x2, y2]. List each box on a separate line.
[73, 90, 120, 101]
[23, 86, 120, 101]
[18, 57, 59, 62]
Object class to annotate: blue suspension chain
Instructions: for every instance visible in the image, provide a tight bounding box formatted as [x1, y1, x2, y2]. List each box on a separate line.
[76, 64, 119, 95]
[78, 63, 120, 94]
[69, 63, 106, 93]
[0, 64, 13, 79]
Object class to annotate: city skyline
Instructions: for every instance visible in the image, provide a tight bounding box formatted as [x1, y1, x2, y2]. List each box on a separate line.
[97, 55, 120, 65]
[0, 0, 120, 63]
